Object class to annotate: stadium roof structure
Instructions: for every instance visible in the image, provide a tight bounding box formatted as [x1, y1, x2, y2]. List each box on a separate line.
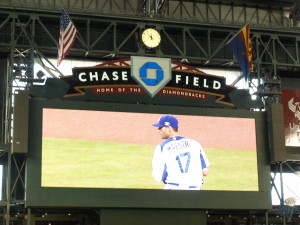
[170, 0, 295, 7]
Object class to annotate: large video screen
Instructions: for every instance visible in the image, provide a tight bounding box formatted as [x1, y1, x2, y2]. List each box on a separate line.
[41, 109, 258, 191]
[26, 99, 271, 209]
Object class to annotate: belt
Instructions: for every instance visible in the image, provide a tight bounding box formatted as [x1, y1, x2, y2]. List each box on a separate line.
[166, 183, 198, 188]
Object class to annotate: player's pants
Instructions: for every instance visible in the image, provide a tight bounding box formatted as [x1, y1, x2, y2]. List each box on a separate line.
[163, 183, 201, 190]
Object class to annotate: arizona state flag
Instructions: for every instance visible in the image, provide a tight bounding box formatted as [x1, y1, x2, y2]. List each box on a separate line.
[227, 24, 253, 80]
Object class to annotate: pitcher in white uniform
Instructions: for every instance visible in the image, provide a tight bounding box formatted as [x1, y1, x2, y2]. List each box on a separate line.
[152, 115, 210, 190]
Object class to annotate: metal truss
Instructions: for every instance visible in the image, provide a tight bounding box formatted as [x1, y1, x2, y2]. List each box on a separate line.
[270, 162, 300, 222]
[0, 0, 295, 29]
[0, 47, 31, 225]
[0, 9, 299, 73]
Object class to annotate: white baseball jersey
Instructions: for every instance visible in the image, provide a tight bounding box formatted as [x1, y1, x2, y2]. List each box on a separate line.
[152, 136, 210, 190]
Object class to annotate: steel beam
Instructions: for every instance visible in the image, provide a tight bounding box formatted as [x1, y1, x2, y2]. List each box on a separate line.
[0, 10, 299, 72]
[0, 0, 294, 28]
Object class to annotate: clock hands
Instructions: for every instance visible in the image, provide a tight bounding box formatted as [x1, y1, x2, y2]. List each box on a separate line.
[142, 28, 161, 48]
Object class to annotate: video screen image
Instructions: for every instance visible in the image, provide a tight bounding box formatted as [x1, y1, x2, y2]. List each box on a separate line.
[41, 109, 258, 191]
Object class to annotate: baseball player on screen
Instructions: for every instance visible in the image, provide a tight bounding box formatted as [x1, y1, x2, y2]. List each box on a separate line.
[151, 115, 210, 190]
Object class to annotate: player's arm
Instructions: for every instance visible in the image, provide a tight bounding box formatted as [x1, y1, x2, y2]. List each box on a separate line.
[200, 148, 210, 176]
[201, 154, 209, 176]
[202, 167, 209, 176]
[152, 145, 166, 182]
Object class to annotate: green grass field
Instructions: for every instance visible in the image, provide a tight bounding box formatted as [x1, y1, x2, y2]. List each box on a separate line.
[42, 138, 258, 191]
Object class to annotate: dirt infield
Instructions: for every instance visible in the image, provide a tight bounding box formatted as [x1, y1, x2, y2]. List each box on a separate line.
[43, 109, 256, 151]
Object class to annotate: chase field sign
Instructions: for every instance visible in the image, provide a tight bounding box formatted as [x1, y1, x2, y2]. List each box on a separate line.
[60, 57, 237, 106]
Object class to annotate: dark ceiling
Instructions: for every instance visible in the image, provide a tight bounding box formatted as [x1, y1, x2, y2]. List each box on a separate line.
[170, 0, 295, 7]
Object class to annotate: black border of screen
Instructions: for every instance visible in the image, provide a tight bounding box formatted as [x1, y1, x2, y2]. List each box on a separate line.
[26, 98, 272, 209]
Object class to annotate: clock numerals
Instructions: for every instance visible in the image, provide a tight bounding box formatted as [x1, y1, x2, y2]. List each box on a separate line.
[141, 28, 161, 48]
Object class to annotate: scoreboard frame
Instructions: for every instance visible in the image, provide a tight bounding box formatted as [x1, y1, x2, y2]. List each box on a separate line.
[25, 98, 271, 209]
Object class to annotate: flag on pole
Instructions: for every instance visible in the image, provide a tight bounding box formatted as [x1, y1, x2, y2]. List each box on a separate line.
[227, 24, 253, 81]
[57, 8, 77, 67]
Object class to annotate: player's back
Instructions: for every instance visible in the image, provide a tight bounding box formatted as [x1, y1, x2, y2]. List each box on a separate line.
[161, 136, 203, 187]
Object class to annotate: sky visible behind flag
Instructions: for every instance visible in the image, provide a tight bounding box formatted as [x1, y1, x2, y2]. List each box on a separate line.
[227, 24, 253, 81]
[57, 8, 77, 67]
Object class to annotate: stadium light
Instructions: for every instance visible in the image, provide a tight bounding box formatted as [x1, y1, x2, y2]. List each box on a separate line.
[294, 166, 300, 175]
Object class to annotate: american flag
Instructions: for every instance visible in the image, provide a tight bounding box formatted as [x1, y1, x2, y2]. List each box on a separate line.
[57, 8, 77, 67]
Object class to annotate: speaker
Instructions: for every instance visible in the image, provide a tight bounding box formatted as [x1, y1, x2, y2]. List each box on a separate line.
[267, 103, 286, 162]
[12, 90, 29, 154]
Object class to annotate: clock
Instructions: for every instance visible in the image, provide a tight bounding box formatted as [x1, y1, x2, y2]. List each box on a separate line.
[141, 28, 161, 48]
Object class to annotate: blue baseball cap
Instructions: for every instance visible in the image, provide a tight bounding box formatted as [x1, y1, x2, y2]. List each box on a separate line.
[152, 115, 179, 128]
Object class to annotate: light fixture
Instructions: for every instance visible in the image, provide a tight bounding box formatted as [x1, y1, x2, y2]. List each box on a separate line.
[36, 70, 45, 79]
[294, 166, 300, 175]
[180, 58, 189, 64]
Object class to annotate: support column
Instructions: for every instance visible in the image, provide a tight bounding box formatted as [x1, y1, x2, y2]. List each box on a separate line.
[0, 57, 8, 143]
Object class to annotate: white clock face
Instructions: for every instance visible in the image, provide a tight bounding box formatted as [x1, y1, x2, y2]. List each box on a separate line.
[142, 28, 161, 48]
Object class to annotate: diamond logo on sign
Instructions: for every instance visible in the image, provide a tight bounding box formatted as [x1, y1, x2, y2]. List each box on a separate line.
[140, 62, 163, 86]
[131, 56, 171, 97]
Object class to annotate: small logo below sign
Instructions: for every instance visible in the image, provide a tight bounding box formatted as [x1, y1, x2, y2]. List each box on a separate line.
[131, 56, 171, 97]
[285, 197, 297, 207]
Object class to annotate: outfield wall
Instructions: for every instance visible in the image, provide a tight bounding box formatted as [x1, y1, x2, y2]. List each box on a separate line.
[43, 109, 256, 151]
